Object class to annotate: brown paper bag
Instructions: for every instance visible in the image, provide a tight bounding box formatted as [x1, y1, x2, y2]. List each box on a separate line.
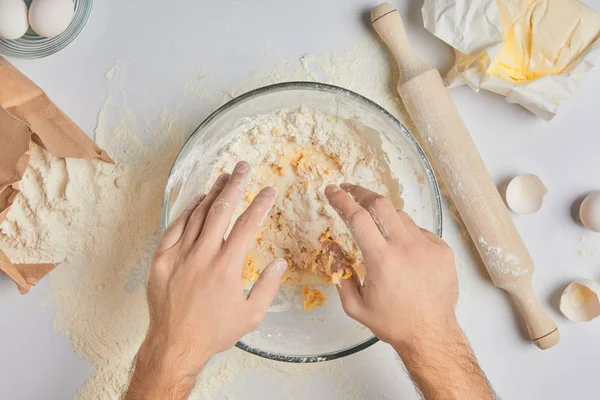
[0, 56, 112, 293]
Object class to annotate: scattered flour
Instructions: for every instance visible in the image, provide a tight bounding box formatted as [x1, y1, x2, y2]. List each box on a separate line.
[477, 237, 524, 278]
[0, 35, 478, 399]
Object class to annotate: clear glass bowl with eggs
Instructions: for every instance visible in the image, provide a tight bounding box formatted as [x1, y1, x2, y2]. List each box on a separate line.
[162, 82, 443, 362]
[0, 0, 92, 59]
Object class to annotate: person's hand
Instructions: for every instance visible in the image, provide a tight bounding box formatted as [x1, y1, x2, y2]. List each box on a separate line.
[325, 183, 458, 347]
[126, 161, 287, 399]
[326, 184, 497, 400]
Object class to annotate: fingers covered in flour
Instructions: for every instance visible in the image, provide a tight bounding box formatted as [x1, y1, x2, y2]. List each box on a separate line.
[157, 193, 206, 252]
[325, 184, 386, 253]
[224, 186, 276, 266]
[336, 268, 363, 319]
[181, 173, 230, 249]
[340, 183, 401, 239]
[245, 258, 288, 324]
[198, 161, 252, 249]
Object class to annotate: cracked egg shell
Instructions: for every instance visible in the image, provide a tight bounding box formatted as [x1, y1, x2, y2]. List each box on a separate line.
[559, 279, 600, 322]
[579, 192, 600, 233]
[505, 174, 547, 215]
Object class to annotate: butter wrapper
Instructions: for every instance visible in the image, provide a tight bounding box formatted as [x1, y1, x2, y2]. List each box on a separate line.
[422, 0, 600, 120]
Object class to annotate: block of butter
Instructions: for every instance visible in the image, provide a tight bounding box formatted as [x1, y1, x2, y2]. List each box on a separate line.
[422, 0, 600, 120]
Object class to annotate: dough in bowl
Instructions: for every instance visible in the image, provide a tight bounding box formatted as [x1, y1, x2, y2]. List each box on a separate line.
[207, 107, 404, 297]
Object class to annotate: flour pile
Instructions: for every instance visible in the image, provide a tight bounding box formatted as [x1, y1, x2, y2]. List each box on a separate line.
[0, 36, 477, 399]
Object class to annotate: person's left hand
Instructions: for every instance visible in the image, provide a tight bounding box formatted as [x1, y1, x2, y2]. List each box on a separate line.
[134, 161, 287, 384]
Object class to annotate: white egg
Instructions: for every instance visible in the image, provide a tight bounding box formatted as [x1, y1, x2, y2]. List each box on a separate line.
[29, 0, 74, 38]
[559, 279, 600, 322]
[579, 192, 600, 232]
[505, 174, 547, 215]
[0, 0, 29, 40]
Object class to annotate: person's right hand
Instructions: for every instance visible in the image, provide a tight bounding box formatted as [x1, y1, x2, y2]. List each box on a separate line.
[325, 183, 458, 347]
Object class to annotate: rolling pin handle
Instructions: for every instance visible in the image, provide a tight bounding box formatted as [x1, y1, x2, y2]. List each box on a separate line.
[507, 277, 560, 350]
[371, 3, 430, 84]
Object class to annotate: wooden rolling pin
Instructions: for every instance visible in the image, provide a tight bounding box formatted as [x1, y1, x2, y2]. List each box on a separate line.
[371, 3, 559, 349]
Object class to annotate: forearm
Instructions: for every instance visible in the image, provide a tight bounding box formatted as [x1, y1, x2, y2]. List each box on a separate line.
[125, 366, 195, 400]
[123, 335, 210, 400]
[393, 319, 496, 400]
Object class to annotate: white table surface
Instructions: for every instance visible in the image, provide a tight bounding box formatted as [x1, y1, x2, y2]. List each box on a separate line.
[2, 0, 600, 399]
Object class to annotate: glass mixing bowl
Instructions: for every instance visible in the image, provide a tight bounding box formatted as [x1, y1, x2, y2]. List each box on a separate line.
[162, 82, 442, 362]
